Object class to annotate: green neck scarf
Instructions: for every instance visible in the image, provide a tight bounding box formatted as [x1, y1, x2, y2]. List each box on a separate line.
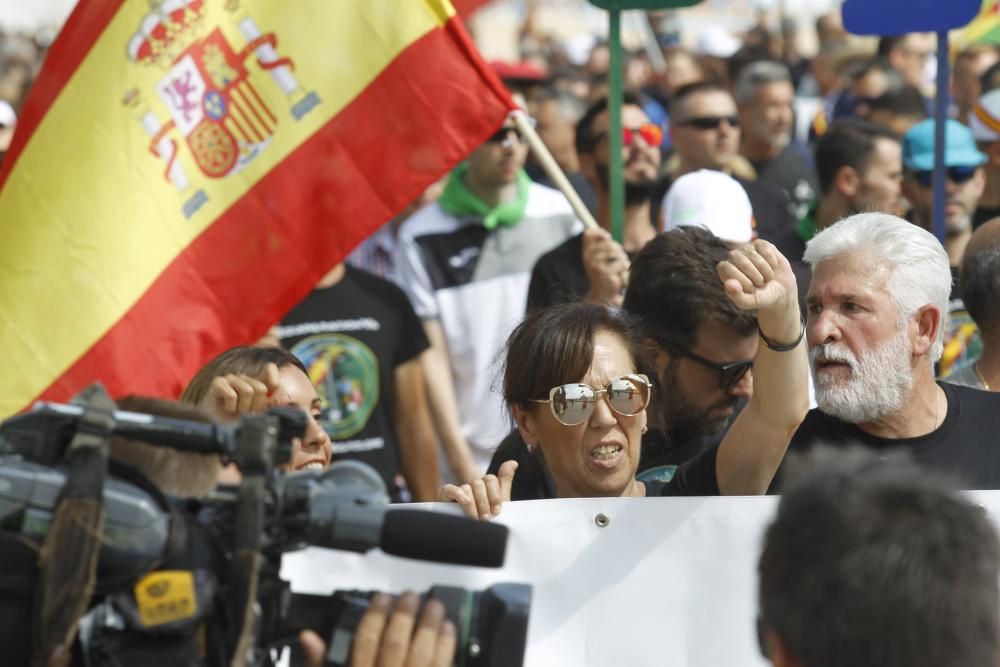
[797, 199, 819, 243]
[438, 163, 530, 230]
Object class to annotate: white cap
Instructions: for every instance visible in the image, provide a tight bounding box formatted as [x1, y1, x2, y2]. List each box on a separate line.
[0, 100, 15, 128]
[695, 25, 741, 59]
[969, 88, 1000, 142]
[661, 169, 754, 244]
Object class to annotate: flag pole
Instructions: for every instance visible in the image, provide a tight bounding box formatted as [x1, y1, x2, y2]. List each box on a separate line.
[512, 110, 599, 229]
[608, 7, 625, 243]
[932, 29, 949, 242]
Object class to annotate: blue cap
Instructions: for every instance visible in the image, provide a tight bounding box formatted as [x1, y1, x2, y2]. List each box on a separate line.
[902, 119, 987, 171]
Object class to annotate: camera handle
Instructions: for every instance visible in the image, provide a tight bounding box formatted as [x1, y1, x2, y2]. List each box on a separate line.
[32, 384, 116, 667]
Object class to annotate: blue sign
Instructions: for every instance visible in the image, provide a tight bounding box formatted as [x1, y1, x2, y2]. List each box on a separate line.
[842, 0, 980, 35]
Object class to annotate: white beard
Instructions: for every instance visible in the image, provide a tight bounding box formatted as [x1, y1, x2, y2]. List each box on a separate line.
[810, 326, 915, 424]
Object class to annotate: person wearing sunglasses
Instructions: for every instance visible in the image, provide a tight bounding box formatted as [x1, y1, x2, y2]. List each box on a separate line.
[900, 119, 987, 376]
[667, 81, 743, 177]
[489, 226, 763, 501]
[526, 93, 661, 311]
[901, 118, 986, 268]
[654, 81, 797, 262]
[442, 239, 808, 517]
[396, 104, 581, 484]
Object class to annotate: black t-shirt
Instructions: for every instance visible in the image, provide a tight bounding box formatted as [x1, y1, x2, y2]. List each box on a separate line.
[749, 143, 819, 222]
[487, 428, 720, 499]
[776, 382, 1000, 490]
[526, 233, 590, 310]
[276, 266, 429, 499]
[641, 445, 719, 496]
[487, 429, 558, 501]
[737, 177, 799, 243]
[636, 419, 731, 483]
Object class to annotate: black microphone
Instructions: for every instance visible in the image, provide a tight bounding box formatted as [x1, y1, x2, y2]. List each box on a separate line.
[381, 509, 508, 568]
[301, 491, 508, 568]
[286, 460, 509, 568]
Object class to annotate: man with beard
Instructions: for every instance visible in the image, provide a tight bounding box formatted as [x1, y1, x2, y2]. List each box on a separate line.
[625, 227, 759, 481]
[735, 61, 819, 220]
[900, 120, 987, 377]
[779, 212, 1000, 489]
[525, 93, 660, 309]
[901, 119, 985, 267]
[488, 226, 759, 496]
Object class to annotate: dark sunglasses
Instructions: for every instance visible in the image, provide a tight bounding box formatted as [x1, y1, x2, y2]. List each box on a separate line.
[486, 126, 523, 144]
[675, 115, 740, 130]
[662, 341, 753, 390]
[529, 374, 652, 427]
[911, 166, 978, 188]
[593, 122, 664, 148]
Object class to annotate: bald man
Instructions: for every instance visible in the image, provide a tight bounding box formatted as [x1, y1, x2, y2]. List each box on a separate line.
[947, 218, 1000, 390]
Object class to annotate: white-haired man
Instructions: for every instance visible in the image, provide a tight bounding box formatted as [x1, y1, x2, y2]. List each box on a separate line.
[784, 212, 1000, 488]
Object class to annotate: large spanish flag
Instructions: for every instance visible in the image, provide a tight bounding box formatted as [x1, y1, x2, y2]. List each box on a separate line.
[0, 0, 514, 418]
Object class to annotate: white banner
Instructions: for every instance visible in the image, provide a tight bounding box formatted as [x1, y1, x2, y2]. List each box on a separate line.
[281, 493, 1000, 667]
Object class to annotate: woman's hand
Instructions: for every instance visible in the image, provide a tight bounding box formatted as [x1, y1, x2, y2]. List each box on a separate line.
[439, 460, 518, 521]
[196, 362, 281, 421]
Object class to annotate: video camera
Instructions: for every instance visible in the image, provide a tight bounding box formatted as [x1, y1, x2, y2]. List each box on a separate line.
[0, 386, 531, 667]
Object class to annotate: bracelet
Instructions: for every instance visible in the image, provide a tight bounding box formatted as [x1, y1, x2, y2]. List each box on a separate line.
[758, 314, 805, 352]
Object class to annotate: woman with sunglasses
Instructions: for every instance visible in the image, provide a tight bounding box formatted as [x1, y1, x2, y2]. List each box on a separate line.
[442, 240, 809, 517]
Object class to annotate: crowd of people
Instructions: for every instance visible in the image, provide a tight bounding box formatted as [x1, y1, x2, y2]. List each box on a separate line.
[9, 2, 1000, 665]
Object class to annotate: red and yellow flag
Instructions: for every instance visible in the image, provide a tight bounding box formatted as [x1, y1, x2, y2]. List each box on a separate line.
[0, 0, 514, 418]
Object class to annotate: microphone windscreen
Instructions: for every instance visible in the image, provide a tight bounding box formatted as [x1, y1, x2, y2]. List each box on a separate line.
[380, 509, 508, 568]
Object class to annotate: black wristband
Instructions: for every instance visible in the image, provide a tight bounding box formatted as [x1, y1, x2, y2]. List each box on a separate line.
[758, 314, 805, 352]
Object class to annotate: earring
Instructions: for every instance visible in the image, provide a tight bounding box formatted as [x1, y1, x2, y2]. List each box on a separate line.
[525, 441, 536, 454]
[641, 425, 648, 434]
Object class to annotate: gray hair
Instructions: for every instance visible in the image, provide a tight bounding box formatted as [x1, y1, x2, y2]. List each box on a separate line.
[803, 212, 951, 361]
[734, 60, 792, 105]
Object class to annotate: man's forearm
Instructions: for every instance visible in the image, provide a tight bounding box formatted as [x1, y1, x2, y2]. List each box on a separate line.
[753, 296, 810, 427]
[717, 298, 809, 494]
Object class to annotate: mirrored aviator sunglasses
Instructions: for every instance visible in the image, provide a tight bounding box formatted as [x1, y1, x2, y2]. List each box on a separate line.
[531, 374, 652, 426]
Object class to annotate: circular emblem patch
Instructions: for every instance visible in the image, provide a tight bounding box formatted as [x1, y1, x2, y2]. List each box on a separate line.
[291, 334, 380, 439]
[189, 121, 237, 177]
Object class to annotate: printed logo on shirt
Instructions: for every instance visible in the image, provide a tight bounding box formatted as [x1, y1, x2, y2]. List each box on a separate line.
[448, 246, 480, 269]
[291, 333, 379, 439]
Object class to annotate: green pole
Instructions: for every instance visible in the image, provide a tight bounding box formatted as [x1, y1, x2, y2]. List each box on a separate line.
[608, 7, 624, 244]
